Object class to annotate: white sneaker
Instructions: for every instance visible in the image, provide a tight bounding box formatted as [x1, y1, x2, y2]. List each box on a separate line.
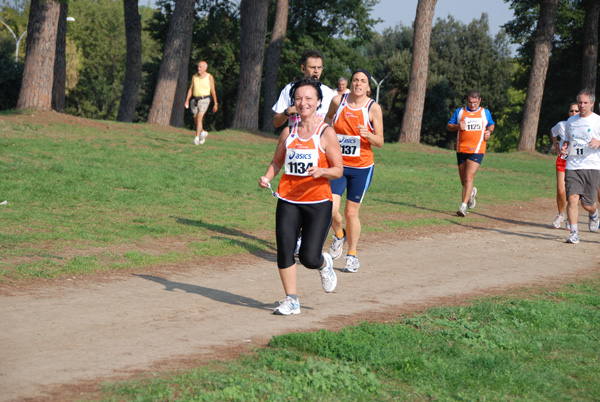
[589, 212, 599, 232]
[343, 255, 360, 273]
[199, 130, 208, 145]
[468, 187, 477, 209]
[328, 229, 346, 260]
[566, 230, 579, 244]
[273, 296, 300, 315]
[319, 253, 337, 293]
[194, 136, 200, 145]
[552, 213, 565, 229]
[566, 220, 571, 231]
[457, 205, 467, 217]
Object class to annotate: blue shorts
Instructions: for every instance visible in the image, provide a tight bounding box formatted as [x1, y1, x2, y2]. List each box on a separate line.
[330, 166, 374, 204]
[457, 152, 484, 166]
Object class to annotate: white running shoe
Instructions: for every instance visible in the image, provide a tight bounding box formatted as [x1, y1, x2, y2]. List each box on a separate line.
[319, 253, 337, 293]
[468, 187, 477, 209]
[566, 230, 579, 244]
[457, 205, 467, 217]
[273, 296, 300, 315]
[328, 229, 346, 260]
[199, 130, 208, 145]
[552, 213, 565, 229]
[343, 255, 360, 273]
[566, 220, 571, 231]
[194, 136, 200, 145]
[589, 212, 599, 232]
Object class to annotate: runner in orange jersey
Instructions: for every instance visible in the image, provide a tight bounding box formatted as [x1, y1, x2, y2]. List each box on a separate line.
[325, 69, 384, 273]
[259, 77, 343, 315]
[447, 90, 495, 217]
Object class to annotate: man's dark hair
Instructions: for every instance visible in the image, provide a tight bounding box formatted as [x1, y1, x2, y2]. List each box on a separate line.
[300, 50, 324, 66]
[467, 90, 481, 99]
[290, 77, 323, 110]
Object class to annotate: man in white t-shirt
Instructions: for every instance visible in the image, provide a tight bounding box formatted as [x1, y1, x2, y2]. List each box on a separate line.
[272, 50, 334, 128]
[560, 89, 600, 244]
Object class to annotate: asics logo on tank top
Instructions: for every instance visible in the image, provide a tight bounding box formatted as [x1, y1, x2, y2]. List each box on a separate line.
[288, 151, 313, 160]
[339, 136, 359, 145]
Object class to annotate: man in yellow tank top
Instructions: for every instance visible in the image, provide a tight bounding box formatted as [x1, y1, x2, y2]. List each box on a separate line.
[184, 61, 218, 145]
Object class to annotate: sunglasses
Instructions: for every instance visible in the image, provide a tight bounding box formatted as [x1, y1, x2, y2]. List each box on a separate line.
[569, 109, 579, 113]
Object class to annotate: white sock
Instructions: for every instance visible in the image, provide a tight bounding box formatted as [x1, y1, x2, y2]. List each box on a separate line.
[461, 202, 467, 209]
[571, 224, 578, 232]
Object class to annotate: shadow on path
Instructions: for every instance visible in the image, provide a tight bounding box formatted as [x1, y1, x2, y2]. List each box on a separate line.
[134, 274, 278, 311]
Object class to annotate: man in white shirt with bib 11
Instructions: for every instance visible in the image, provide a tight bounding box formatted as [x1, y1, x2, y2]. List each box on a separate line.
[561, 89, 600, 244]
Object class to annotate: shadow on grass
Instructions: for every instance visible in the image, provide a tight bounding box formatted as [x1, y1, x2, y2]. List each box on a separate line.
[173, 216, 276, 262]
[375, 198, 551, 230]
[134, 274, 282, 311]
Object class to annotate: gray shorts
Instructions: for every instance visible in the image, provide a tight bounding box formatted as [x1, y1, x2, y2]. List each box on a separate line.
[565, 169, 600, 206]
[191, 97, 210, 116]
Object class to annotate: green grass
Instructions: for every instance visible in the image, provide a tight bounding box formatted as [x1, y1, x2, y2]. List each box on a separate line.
[0, 115, 555, 281]
[94, 277, 600, 401]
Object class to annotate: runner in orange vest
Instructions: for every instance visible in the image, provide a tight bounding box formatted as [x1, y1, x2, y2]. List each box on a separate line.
[325, 69, 384, 273]
[447, 90, 495, 217]
[259, 77, 343, 315]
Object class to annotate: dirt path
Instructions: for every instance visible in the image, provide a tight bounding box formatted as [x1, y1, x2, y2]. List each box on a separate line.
[1, 199, 599, 402]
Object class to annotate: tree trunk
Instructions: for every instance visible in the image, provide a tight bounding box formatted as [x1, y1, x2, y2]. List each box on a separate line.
[518, 0, 558, 152]
[17, 0, 61, 111]
[170, 21, 194, 127]
[51, 2, 67, 112]
[261, 0, 288, 133]
[231, 0, 269, 130]
[117, 0, 143, 122]
[581, 0, 600, 92]
[147, 0, 195, 126]
[399, 0, 437, 143]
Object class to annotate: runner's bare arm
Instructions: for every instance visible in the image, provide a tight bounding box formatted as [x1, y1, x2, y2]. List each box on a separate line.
[184, 80, 194, 109]
[325, 94, 342, 125]
[308, 126, 342, 180]
[260, 128, 291, 187]
[364, 102, 384, 148]
[210, 75, 218, 113]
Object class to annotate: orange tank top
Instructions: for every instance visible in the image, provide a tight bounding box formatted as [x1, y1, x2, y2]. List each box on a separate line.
[276, 121, 332, 204]
[456, 107, 488, 154]
[332, 94, 375, 168]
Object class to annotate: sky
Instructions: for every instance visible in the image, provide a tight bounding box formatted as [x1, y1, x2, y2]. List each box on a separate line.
[139, 0, 515, 38]
[371, 0, 515, 36]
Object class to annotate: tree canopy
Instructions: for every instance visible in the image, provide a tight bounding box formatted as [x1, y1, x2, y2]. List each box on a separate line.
[505, 0, 588, 150]
[366, 14, 513, 147]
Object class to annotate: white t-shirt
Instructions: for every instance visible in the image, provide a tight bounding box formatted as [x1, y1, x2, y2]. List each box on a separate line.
[272, 81, 334, 125]
[551, 120, 566, 150]
[565, 112, 600, 170]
